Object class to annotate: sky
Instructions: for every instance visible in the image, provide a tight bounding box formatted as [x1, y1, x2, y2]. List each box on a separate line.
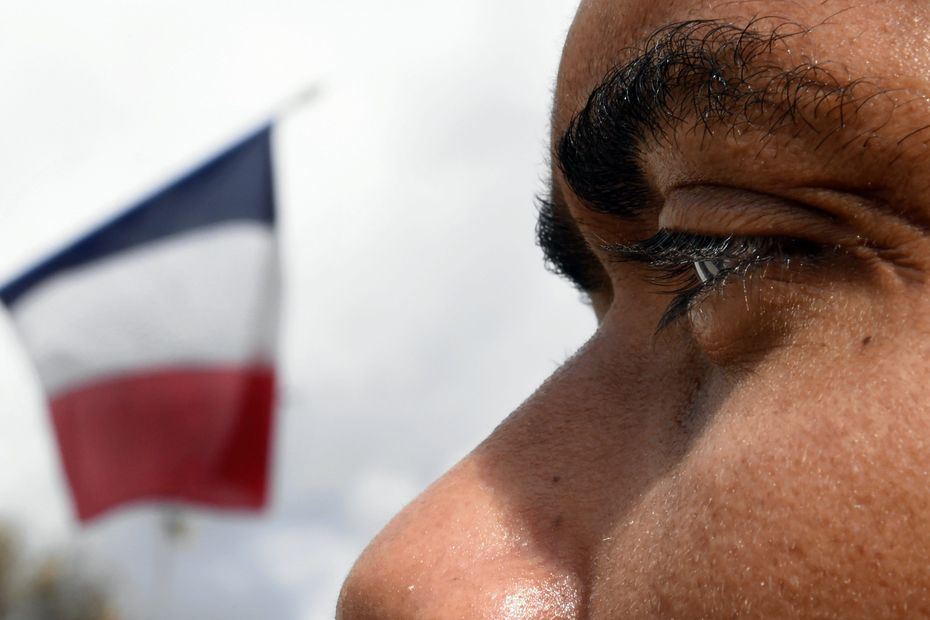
[0, 2, 594, 618]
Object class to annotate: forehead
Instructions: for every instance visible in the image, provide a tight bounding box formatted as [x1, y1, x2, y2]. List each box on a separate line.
[554, 0, 930, 140]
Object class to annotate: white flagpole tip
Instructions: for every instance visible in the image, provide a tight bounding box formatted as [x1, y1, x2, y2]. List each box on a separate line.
[275, 82, 324, 121]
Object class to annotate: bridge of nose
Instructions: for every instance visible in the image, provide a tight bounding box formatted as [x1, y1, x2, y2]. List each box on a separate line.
[337, 332, 700, 619]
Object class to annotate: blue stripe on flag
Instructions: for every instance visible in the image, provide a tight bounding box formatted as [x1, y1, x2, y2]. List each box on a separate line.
[1, 125, 275, 307]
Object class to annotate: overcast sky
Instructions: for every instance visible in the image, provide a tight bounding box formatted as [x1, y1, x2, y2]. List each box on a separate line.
[0, 2, 594, 618]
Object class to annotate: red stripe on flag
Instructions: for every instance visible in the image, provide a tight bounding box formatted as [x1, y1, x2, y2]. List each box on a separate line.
[49, 366, 275, 522]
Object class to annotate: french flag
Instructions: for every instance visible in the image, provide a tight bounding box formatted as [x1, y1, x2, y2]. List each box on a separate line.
[2, 127, 278, 523]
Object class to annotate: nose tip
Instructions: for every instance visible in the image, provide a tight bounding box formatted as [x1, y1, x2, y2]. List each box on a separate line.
[336, 457, 587, 620]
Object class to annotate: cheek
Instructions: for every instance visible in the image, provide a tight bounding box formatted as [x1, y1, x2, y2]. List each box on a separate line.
[686, 262, 878, 367]
[590, 329, 930, 617]
[687, 277, 791, 363]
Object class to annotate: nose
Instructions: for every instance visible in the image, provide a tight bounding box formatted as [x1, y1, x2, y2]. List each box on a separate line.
[337, 325, 696, 619]
[336, 454, 587, 619]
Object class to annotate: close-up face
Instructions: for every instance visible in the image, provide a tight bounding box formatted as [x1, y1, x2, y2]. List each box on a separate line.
[339, 1, 930, 617]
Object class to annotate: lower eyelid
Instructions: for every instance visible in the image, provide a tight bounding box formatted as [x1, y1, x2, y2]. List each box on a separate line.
[657, 239, 835, 331]
[607, 228, 838, 330]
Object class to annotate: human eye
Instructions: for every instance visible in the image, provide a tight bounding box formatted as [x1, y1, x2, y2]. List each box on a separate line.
[608, 230, 828, 331]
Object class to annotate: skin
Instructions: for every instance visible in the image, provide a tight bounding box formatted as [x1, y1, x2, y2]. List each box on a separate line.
[338, 1, 930, 617]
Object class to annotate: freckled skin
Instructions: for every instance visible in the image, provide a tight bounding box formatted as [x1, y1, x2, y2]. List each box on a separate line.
[338, 2, 930, 618]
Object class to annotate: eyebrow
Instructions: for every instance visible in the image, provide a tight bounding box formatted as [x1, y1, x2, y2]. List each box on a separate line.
[539, 18, 890, 291]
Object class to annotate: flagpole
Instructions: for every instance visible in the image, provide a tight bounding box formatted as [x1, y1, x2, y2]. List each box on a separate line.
[149, 507, 187, 620]
[272, 82, 323, 122]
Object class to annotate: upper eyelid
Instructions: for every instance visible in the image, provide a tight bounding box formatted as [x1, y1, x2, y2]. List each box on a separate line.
[657, 184, 850, 244]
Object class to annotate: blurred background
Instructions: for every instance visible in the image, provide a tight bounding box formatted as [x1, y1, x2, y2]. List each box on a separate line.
[0, 2, 594, 618]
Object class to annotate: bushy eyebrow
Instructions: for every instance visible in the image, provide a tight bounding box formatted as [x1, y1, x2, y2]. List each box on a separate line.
[554, 18, 883, 218]
[538, 18, 892, 292]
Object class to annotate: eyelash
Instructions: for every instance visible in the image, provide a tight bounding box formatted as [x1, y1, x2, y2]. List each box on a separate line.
[607, 230, 822, 329]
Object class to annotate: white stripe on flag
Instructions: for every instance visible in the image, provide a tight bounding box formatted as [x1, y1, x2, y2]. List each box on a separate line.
[10, 221, 277, 396]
